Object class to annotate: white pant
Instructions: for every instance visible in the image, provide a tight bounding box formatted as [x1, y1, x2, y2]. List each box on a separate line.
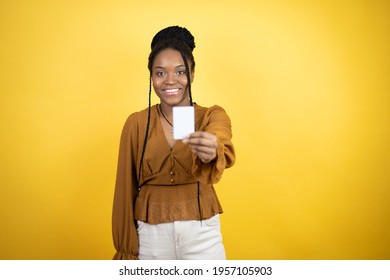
[137, 214, 226, 260]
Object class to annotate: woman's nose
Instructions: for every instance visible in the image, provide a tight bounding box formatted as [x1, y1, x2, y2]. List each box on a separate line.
[165, 73, 177, 84]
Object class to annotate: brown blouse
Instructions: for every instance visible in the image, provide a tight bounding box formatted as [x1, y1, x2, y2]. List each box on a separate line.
[112, 104, 235, 259]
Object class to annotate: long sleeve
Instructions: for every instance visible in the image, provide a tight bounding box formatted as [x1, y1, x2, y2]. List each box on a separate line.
[112, 114, 139, 260]
[192, 105, 235, 185]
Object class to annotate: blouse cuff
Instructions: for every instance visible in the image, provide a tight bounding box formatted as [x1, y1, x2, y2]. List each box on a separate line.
[113, 251, 138, 260]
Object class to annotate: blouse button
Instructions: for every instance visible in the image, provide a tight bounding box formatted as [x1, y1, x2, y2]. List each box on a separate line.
[170, 171, 174, 175]
[170, 179, 174, 183]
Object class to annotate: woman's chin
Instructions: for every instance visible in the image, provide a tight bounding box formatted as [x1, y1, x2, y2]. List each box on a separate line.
[159, 94, 189, 107]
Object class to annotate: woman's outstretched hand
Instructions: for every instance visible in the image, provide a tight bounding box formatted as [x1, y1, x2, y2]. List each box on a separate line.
[182, 131, 218, 163]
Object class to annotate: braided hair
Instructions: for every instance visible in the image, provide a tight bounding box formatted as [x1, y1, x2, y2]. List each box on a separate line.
[138, 26, 196, 190]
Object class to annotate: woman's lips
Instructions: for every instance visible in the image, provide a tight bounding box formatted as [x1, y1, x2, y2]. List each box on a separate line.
[163, 88, 181, 95]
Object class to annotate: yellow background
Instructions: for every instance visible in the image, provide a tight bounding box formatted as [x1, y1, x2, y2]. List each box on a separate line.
[1, 0, 389, 259]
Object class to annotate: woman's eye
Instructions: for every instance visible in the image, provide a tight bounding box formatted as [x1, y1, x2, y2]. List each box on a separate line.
[156, 72, 165, 77]
[177, 71, 185, 75]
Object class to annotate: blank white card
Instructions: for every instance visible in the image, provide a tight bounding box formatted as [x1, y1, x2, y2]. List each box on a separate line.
[173, 106, 195, 140]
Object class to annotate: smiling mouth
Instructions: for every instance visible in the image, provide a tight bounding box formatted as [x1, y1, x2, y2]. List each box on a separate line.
[163, 88, 181, 95]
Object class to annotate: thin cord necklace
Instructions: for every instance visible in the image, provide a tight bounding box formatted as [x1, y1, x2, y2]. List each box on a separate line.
[158, 104, 173, 132]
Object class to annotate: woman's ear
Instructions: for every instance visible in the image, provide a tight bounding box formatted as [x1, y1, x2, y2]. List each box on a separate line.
[190, 69, 195, 83]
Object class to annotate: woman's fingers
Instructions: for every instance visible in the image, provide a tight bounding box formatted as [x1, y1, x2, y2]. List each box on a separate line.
[183, 132, 217, 146]
[183, 132, 218, 163]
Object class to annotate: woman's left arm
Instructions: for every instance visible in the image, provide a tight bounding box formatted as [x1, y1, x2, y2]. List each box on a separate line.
[183, 105, 235, 184]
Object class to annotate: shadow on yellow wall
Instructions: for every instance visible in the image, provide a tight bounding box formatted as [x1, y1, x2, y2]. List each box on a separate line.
[0, 0, 389, 259]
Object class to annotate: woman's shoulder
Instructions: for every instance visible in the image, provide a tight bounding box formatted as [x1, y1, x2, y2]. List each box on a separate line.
[125, 105, 156, 122]
[195, 104, 231, 130]
[196, 103, 230, 119]
[122, 105, 157, 130]
[196, 103, 227, 114]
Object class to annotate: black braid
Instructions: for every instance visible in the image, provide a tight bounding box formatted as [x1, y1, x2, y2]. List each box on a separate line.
[137, 75, 152, 191]
[180, 51, 193, 106]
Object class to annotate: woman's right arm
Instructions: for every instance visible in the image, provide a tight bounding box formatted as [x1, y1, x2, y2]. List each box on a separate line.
[112, 114, 139, 260]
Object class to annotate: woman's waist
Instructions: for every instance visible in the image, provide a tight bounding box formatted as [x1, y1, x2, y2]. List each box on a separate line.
[134, 184, 222, 224]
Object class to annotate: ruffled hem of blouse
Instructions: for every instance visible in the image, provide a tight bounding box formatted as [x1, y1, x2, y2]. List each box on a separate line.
[134, 193, 223, 225]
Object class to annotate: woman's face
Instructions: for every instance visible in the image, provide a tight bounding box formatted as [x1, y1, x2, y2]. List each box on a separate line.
[152, 48, 194, 107]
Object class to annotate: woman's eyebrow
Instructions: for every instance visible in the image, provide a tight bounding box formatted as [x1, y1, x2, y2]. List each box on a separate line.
[153, 64, 185, 69]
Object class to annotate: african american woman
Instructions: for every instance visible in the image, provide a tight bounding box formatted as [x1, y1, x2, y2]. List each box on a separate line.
[112, 26, 235, 260]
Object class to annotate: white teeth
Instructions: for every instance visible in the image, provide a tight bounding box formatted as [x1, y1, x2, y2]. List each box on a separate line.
[164, 89, 179, 93]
